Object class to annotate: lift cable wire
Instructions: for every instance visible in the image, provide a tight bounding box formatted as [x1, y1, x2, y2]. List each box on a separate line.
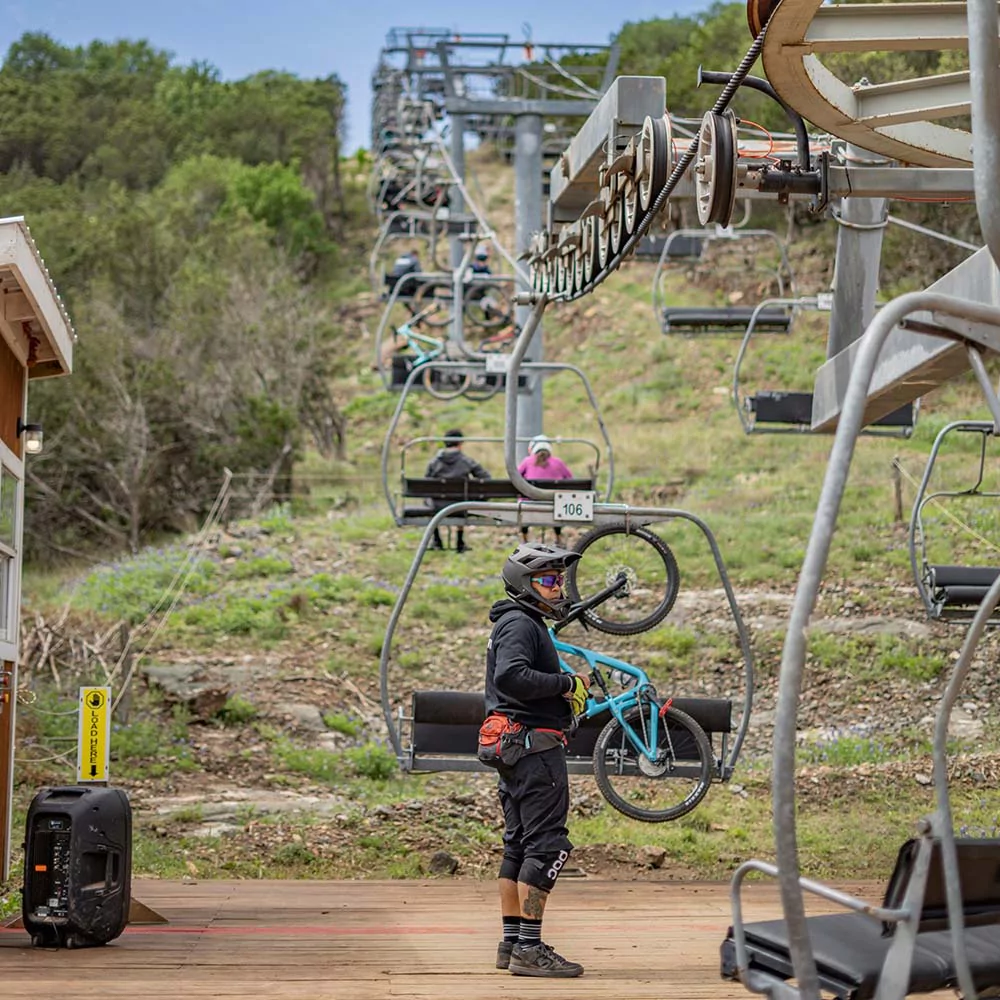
[892, 456, 1000, 557]
[543, 53, 601, 97]
[108, 471, 234, 714]
[430, 130, 530, 282]
[886, 214, 982, 252]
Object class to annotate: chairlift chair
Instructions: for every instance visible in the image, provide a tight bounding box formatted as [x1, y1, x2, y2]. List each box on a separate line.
[378, 496, 755, 817]
[732, 295, 918, 437]
[719, 285, 1000, 1000]
[389, 434, 607, 527]
[379, 362, 618, 524]
[908, 420, 1000, 624]
[653, 226, 796, 336]
[376, 294, 754, 825]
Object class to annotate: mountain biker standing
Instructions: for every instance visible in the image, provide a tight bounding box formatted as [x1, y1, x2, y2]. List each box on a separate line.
[482, 542, 591, 978]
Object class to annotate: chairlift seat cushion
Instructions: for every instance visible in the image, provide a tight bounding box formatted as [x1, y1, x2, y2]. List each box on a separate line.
[638, 234, 704, 259]
[390, 356, 415, 389]
[749, 391, 814, 424]
[927, 565, 1000, 609]
[401, 477, 596, 503]
[748, 392, 913, 429]
[722, 913, 1000, 1000]
[410, 690, 732, 759]
[929, 565, 1000, 588]
[661, 307, 791, 332]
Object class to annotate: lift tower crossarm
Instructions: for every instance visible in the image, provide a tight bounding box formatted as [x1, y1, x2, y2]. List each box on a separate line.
[811, 247, 1000, 431]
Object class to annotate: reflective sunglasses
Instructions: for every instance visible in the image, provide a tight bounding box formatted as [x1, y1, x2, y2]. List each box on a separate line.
[531, 573, 564, 588]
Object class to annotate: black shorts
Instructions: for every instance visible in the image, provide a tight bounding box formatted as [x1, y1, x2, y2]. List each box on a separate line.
[498, 747, 572, 860]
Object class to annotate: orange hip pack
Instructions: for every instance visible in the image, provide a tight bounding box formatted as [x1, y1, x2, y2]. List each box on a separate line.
[478, 714, 527, 769]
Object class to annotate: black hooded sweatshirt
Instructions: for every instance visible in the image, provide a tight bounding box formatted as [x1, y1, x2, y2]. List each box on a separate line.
[425, 446, 490, 481]
[484, 599, 574, 730]
[425, 447, 490, 511]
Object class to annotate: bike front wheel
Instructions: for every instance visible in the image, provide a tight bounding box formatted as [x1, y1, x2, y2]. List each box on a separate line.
[592, 704, 712, 823]
[564, 524, 680, 635]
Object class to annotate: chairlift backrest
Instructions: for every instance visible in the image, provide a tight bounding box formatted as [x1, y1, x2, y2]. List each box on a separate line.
[881, 838, 1000, 935]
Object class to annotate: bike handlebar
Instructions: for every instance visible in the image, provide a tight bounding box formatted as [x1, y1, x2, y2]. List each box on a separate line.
[552, 572, 628, 634]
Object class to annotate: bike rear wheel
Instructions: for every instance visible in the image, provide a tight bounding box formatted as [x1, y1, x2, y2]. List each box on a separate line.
[564, 524, 680, 635]
[462, 374, 503, 401]
[593, 704, 713, 823]
[464, 285, 513, 331]
[421, 366, 470, 399]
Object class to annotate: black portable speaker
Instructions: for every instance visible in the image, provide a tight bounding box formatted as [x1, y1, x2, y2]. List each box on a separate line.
[22, 785, 132, 948]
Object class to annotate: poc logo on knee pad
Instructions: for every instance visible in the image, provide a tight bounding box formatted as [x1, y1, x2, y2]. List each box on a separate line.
[547, 850, 569, 882]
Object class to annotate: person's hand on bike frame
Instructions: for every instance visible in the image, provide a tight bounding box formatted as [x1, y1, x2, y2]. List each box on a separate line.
[563, 672, 591, 715]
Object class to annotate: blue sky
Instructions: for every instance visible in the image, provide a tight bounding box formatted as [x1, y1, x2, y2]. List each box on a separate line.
[0, 0, 710, 152]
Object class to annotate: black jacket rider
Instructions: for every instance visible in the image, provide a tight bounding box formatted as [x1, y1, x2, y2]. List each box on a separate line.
[485, 599, 574, 731]
[425, 447, 490, 511]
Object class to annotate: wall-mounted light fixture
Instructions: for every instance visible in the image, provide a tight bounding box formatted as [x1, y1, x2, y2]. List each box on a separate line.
[16, 417, 43, 455]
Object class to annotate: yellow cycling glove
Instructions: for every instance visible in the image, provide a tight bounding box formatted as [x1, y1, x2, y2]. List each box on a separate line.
[564, 675, 588, 716]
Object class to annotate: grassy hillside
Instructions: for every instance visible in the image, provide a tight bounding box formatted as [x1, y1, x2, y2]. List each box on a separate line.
[5, 148, 1000, 914]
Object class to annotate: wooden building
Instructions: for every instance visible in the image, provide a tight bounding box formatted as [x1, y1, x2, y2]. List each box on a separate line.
[0, 217, 74, 880]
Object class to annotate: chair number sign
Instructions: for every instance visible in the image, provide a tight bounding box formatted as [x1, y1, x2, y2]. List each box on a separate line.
[553, 491, 595, 522]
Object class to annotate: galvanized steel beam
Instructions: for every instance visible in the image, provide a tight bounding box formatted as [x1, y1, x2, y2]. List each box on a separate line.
[812, 248, 1000, 430]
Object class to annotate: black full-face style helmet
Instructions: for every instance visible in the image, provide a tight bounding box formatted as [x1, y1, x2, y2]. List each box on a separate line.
[502, 542, 581, 619]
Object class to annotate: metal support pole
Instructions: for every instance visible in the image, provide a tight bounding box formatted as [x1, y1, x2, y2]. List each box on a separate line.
[967, 0, 1000, 271]
[515, 113, 545, 458]
[449, 114, 467, 345]
[826, 141, 889, 358]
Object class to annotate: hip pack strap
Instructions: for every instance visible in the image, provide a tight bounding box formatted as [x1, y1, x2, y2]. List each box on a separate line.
[526, 728, 566, 753]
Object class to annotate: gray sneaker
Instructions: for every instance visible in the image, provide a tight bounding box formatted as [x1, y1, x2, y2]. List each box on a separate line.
[509, 942, 584, 978]
[496, 940, 514, 969]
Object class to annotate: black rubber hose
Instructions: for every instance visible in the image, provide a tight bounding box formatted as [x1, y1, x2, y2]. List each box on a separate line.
[697, 67, 811, 170]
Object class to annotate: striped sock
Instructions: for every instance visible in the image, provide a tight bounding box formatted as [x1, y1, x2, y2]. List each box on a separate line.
[518, 918, 543, 945]
[502, 917, 521, 943]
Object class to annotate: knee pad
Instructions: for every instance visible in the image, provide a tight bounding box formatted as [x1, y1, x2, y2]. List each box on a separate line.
[519, 849, 571, 892]
[499, 853, 522, 882]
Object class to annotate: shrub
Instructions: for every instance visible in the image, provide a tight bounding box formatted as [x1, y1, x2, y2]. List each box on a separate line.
[323, 712, 361, 736]
[216, 695, 258, 725]
[345, 744, 397, 780]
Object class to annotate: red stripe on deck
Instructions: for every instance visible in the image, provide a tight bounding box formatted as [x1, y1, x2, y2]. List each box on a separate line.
[2, 924, 479, 936]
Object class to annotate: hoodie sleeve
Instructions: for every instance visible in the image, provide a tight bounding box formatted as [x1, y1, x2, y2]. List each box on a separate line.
[493, 616, 573, 699]
[467, 456, 490, 480]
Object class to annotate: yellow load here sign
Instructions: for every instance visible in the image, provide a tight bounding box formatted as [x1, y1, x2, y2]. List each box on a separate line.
[77, 686, 111, 783]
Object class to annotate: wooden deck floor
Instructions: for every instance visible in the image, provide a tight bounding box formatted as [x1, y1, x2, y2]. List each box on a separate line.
[1, 877, 875, 999]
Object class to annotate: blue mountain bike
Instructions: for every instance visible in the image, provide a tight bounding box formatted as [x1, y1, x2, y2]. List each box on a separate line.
[550, 575, 713, 823]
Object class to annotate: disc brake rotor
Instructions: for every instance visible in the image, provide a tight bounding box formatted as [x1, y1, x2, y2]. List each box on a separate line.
[606, 565, 637, 596]
[637, 753, 670, 778]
